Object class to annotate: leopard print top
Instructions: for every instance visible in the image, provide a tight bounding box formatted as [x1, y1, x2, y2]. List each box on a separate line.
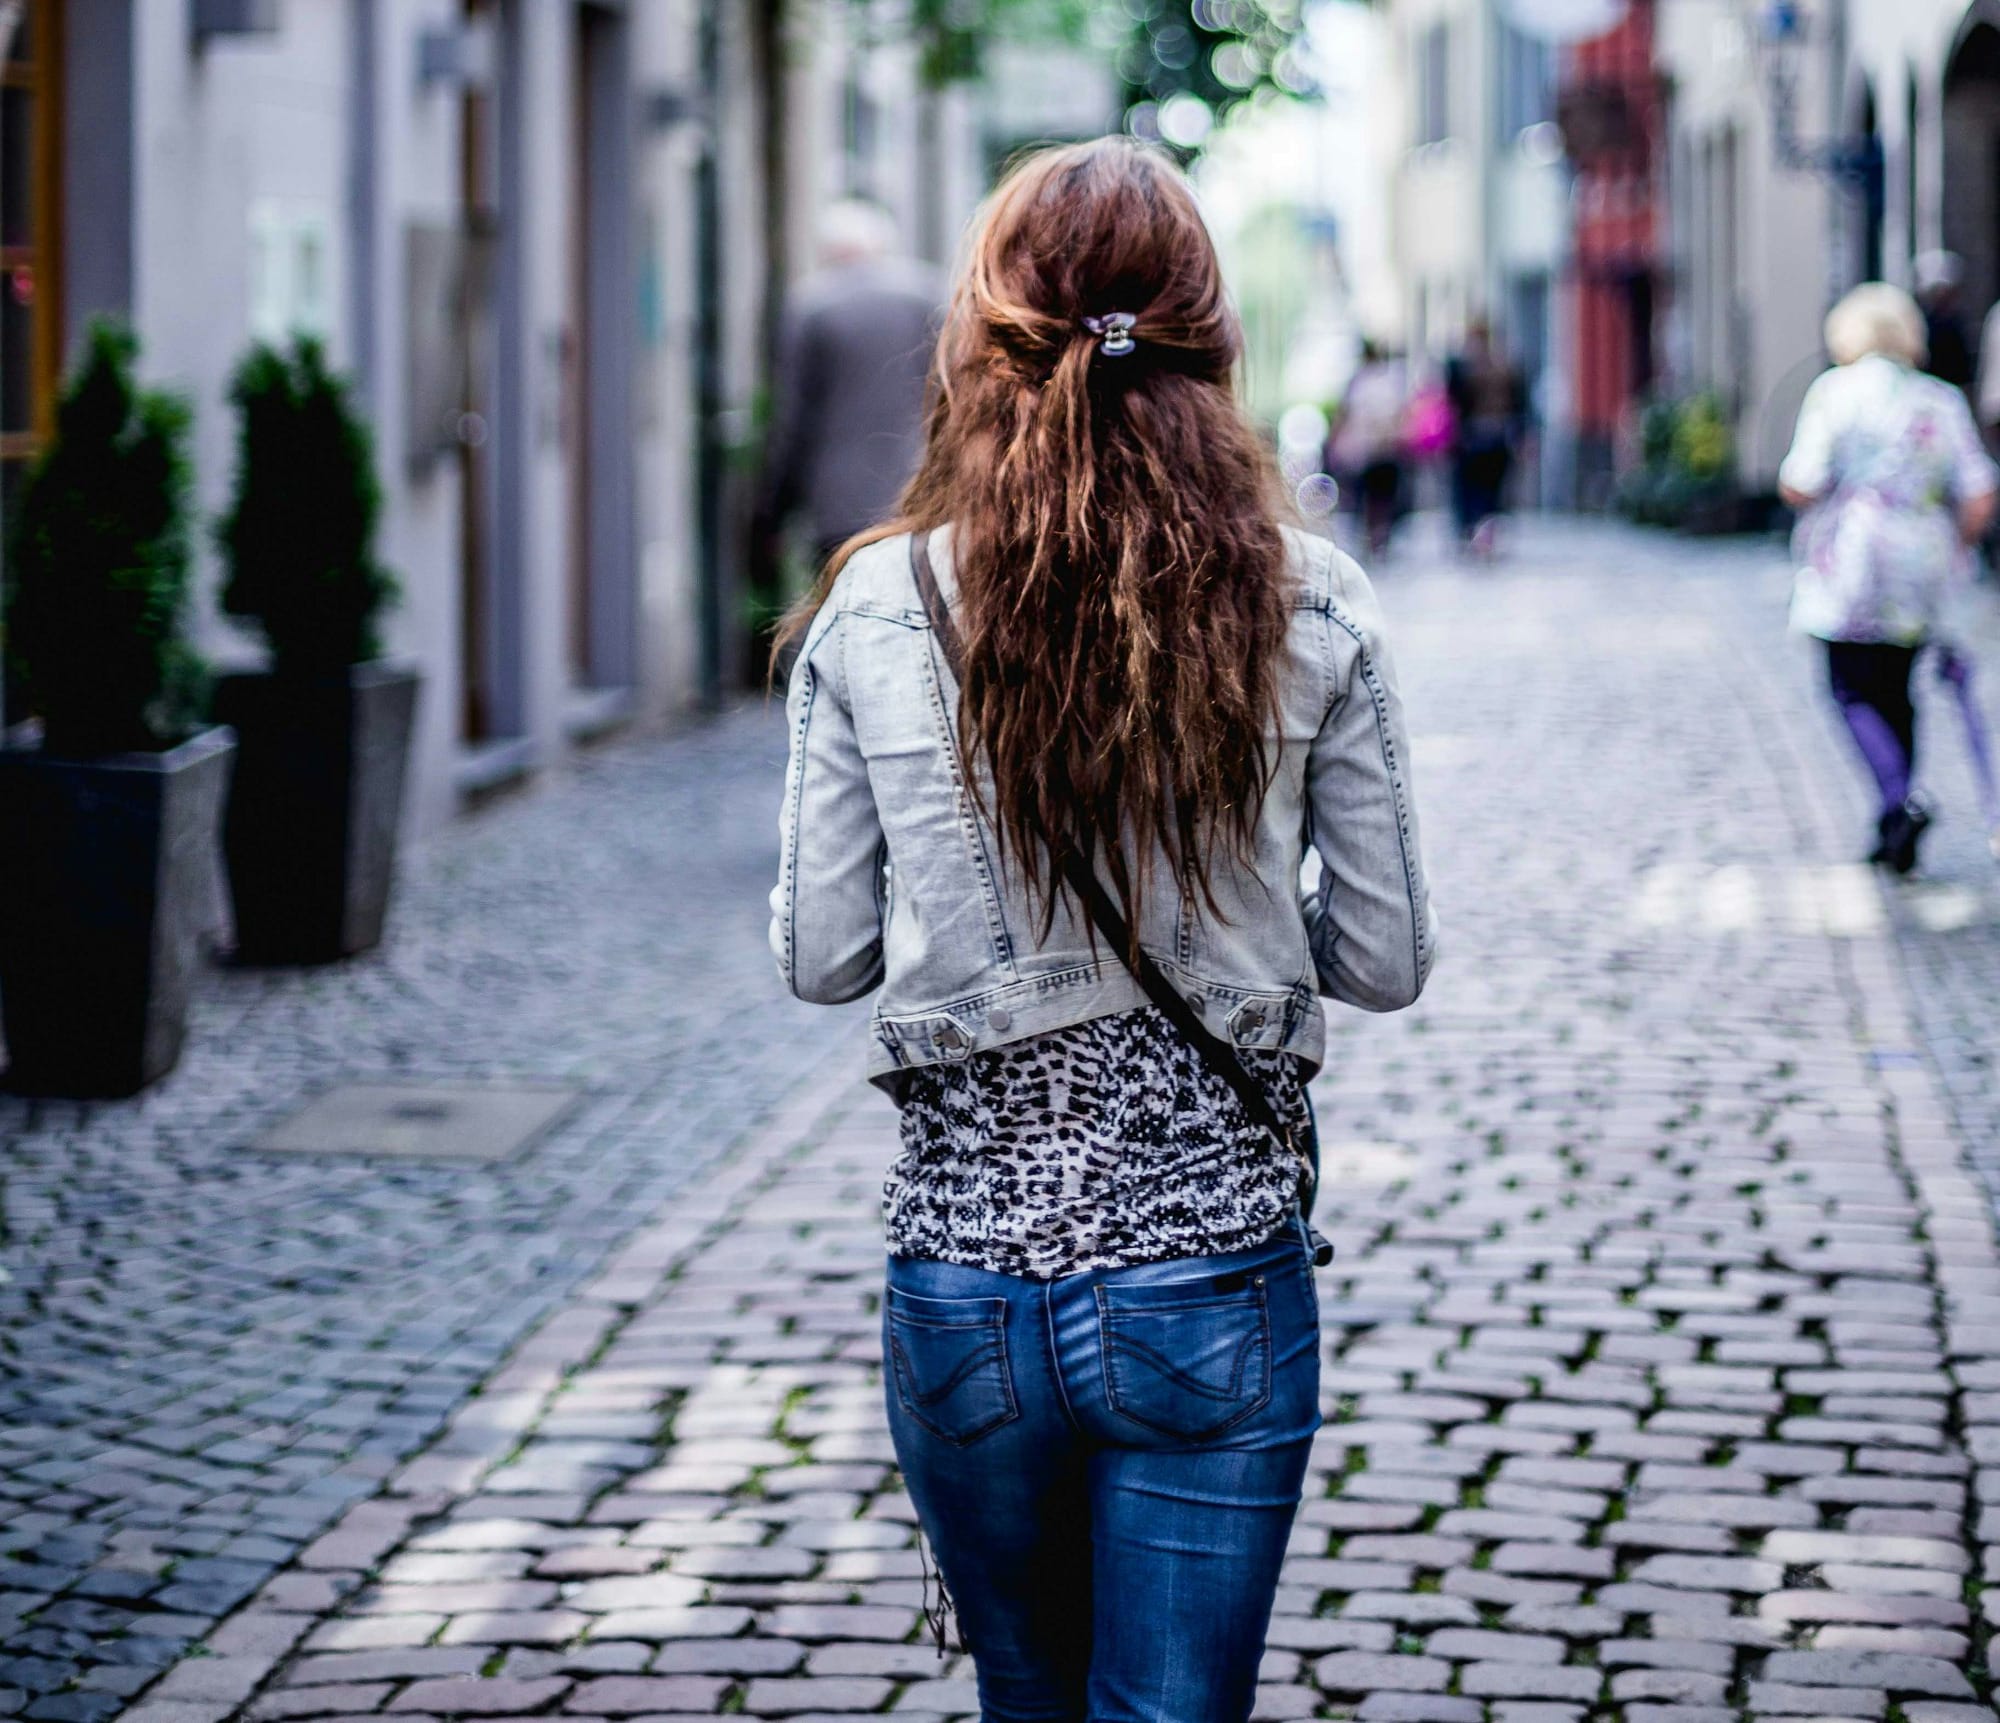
[885, 1005, 1310, 1280]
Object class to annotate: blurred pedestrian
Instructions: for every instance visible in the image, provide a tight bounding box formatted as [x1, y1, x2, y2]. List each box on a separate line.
[1328, 340, 1408, 558]
[1402, 369, 1457, 467]
[1779, 282, 1999, 873]
[771, 138, 1435, 1723]
[755, 200, 943, 583]
[1445, 317, 1525, 557]
[1915, 251, 1974, 392]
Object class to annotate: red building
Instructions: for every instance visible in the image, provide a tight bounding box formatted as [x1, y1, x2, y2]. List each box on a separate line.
[1559, 0, 1663, 501]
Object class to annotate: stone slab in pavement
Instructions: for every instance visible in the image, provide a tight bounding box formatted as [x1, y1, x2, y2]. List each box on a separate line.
[10, 518, 2000, 1721]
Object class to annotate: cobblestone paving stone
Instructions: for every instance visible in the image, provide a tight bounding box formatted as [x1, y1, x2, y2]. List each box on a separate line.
[0, 712, 863, 1713]
[1859, 557, 2000, 1200]
[11, 519, 2000, 1723]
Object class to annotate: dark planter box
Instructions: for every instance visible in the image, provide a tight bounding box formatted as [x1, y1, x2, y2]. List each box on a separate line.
[0, 727, 235, 1097]
[215, 662, 421, 965]
[1678, 492, 1747, 536]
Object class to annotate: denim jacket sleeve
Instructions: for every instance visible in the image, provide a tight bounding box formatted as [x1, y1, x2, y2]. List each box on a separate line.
[769, 603, 889, 1003]
[1300, 554, 1438, 1011]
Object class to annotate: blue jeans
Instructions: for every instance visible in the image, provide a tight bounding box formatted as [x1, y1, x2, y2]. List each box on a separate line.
[882, 1224, 1322, 1723]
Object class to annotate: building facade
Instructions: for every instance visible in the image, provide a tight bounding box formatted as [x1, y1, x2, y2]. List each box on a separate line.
[1561, 0, 1663, 498]
[1655, 0, 2000, 491]
[1844, 0, 2000, 329]
[1, 0, 800, 837]
[1390, 0, 1570, 500]
[1, 0, 1114, 847]
[1655, 0, 1841, 489]
[1387, 0, 2000, 501]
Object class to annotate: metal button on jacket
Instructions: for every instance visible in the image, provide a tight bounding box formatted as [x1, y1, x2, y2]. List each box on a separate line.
[987, 1008, 1012, 1032]
[1227, 998, 1270, 1042]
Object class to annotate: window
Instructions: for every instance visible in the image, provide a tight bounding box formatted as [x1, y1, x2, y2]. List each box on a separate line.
[1904, 66, 1919, 270]
[1, 0, 62, 494]
[1416, 23, 1451, 147]
[1498, 23, 1554, 145]
[1508, 272, 1549, 399]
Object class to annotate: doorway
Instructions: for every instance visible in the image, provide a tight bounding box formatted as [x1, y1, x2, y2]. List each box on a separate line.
[1852, 80, 1884, 286]
[564, 1, 635, 702]
[459, 0, 503, 746]
[1, 0, 63, 509]
[1942, 18, 2000, 336]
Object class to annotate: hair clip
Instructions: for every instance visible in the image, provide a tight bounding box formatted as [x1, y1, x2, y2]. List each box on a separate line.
[1082, 312, 1137, 358]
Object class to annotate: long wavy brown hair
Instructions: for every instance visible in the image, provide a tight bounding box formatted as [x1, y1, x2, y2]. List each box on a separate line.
[776, 137, 1294, 938]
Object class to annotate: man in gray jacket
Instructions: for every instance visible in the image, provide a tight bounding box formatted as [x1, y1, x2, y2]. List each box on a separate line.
[757, 202, 944, 575]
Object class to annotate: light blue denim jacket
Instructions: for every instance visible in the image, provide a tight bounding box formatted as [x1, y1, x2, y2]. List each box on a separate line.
[770, 526, 1437, 1085]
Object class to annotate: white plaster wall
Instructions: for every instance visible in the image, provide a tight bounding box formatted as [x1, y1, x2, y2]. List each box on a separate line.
[1398, 145, 1481, 351]
[778, 5, 986, 273]
[130, 1, 351, 663]
[513, 0, 574, 775]
[631, 0, 706, 723]
[370, 0, 474, 839]
[780, 9, 829, 280]
[718, 0, 767, 421]
[1743, 129, 1833, 479]
[126, 0, 473, 838]
[1389, 0, 1496, 358]
[935, 81, 984, 264]
[1657, 0, 1833, 484]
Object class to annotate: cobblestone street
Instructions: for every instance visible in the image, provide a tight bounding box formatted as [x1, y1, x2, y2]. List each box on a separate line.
[9, 518, 2000, 1722]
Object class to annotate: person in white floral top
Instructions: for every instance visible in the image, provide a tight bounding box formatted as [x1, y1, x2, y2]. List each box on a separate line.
[1780, 282, 1999, 872]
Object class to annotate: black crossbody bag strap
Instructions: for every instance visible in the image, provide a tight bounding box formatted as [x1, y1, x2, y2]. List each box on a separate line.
[910, 533, 1328, 1249]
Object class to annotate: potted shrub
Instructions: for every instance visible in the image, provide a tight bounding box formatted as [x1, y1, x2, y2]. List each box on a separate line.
[1615, 393, 1741, 533]
[0, 322, 232, 1097]
[213, 337, 417, 964]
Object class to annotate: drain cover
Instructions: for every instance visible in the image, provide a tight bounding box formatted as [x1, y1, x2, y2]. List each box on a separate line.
[250, 1082, 579, 1162]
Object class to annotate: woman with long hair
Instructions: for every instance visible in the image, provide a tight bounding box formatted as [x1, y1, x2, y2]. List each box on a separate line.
[771, 138, 1437, 1722]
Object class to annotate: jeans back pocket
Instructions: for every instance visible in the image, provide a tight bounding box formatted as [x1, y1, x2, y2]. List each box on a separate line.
[886, 1288, 1019, 1446]
[1097, 1277, 1272, 1441]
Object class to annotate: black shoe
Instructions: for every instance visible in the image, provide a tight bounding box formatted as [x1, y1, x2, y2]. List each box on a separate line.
[1873, 798, 1932, 875]
[1868, 813, 1894, 866]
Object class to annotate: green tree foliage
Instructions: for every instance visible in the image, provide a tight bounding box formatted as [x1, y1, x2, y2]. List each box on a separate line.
[886, 0, 1309, 148]
[1118, 0, 1313, 133]
[219, 337, 397, 674]
[1618, 393, 1740, 529]
[903, 0, 1091, 86]
[5, 321, 203, 755]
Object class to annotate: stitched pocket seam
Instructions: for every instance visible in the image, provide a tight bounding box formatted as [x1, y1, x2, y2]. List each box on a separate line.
[888, 1313, 1020, 1447]
[1095, 1285, 1273, 1440]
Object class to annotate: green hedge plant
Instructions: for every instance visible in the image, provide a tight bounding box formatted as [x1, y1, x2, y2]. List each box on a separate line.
[218, 337, 396, 674]
[5, 321, 204, 756]
[1617, 392, 1740, 531]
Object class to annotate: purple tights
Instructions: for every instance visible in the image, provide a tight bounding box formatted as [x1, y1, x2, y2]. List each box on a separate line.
[1824, 641, 1917, 819]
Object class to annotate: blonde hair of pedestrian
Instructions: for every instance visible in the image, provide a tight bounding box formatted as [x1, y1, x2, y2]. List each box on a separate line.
[818, 199, 898, 268]
[775, 136, 1292, 944]
[1824, 282, 1927, 368]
